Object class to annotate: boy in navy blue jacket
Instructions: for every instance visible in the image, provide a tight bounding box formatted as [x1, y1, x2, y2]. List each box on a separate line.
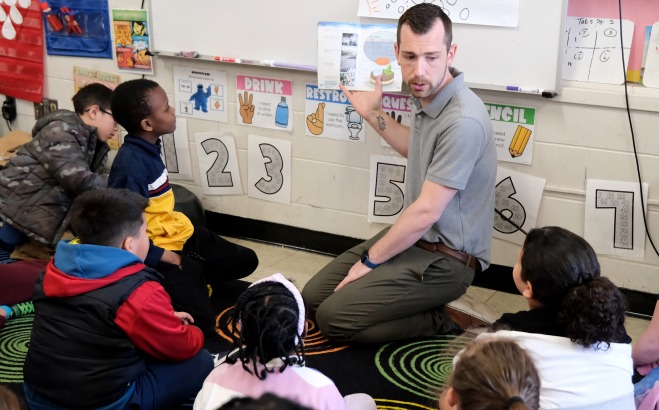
[108, 79, 258, 335]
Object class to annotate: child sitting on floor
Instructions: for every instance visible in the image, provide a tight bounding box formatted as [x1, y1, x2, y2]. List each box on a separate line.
[109, 78, 258, 335]
[441, 339, 540, 410]
[194, 273, 375, 410]
[479, 226, 634, 409]
[23, 188, 213, 410]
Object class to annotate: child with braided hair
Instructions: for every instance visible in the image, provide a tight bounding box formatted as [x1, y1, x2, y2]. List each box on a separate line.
[477, 226, 634, 409]
[194, 273, 375, 410]
[441, 339, 540, 410]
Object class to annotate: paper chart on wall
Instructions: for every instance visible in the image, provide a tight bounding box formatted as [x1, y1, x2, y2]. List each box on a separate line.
[379, 92, 413, 147]
[358, 0, 520, 27]
[641, 22, 659, 88]
[174, 66, 228, 123]
[304, 84, 365, 142]
[247, 134, 292, 205]
[493, 167, 546, 246]
[585, 179, 648, 260]
[194, 132, 243, 196]
[161, 118, 193, 181]
[318, 22, 402, 91]
[368, 154, 407, 224]
[485, 103, 536, 165]
[562, 17, 634, 85]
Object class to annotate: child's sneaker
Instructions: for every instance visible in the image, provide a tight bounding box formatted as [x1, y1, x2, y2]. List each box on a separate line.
[211, 352, 226, 368]
[11, 301, 34, 317]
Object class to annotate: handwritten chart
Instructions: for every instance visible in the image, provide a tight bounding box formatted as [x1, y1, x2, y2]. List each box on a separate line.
[562, 17, 634, 85]
[358, 0, 520, 27]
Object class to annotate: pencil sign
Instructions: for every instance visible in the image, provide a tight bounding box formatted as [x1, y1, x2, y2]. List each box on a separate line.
[236, 75, 293, 132]
[485, 103, 536, 165]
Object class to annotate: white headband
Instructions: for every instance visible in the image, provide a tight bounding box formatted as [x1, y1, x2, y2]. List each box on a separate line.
[248, 273, 305, 337]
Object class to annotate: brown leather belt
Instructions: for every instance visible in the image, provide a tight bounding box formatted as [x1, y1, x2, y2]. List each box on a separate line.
[415, 240, 481, 272]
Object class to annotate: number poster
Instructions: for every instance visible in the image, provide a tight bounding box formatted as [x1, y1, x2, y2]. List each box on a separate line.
[368, 154, 407, 224]
[194, 132, 243, 195]
[247, 134, 292, 205]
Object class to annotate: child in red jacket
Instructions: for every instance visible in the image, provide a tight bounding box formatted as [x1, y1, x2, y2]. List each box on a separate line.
[23, 188, 213, 410]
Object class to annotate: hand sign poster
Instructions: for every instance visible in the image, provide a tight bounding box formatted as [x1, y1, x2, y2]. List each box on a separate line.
[174, 66, 228, 123]
[236, 75, 293, 132]
[585, 179, 648, 260]
[379, 92, 413, 147]
[305, 84, 365, 142]
[493, 167, 546, 245]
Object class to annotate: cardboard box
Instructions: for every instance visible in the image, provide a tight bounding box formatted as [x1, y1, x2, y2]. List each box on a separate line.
[0, 130, 31, 166]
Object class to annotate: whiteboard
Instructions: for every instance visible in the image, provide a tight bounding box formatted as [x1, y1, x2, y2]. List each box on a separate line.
[150, 0, 567, 92]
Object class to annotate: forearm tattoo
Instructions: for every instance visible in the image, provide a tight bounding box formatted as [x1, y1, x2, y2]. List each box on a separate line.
[376, 115, 386, 132]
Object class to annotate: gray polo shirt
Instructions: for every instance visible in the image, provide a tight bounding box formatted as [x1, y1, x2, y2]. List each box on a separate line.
[404, 69, 496, 269]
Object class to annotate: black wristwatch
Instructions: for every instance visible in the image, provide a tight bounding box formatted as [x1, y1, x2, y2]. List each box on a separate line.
[360, 249, 380, 269]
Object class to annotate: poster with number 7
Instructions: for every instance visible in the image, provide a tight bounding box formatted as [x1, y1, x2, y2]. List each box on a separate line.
[368, 155, 407, 224]
[585, 179, 648, 260]
[247, 134, 292, 205]
[194, 132, 243, 195]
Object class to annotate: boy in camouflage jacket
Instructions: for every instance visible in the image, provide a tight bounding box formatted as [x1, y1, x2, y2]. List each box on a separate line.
[0, 83, 117, 249]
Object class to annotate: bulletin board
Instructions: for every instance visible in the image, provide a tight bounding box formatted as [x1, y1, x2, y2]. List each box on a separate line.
[150, 0, 568, 93]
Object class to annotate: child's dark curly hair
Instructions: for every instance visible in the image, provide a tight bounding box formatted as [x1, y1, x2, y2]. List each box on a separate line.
[521, 226, 628, 348]
[227, 282, 304, 380]
[558, 276, 628, 349]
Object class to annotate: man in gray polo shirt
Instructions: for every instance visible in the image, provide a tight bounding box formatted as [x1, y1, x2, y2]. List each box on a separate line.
[302, 3, 496, 343]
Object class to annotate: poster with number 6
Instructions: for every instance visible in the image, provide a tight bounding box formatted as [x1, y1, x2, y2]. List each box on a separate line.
[247, 134, 292, 205]
[493, 167, 546, 245]
[194, 132, 243, 195]
[585, 179, 648, 260]
[368, 155, 407, 224]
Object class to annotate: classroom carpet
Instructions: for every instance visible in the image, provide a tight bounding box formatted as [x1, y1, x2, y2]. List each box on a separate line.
[0, 279, 476, 409]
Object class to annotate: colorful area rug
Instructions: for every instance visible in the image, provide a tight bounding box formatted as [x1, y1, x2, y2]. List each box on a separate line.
[0, 280, 476, 409]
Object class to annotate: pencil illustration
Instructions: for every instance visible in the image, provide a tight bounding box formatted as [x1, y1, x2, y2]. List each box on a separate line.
[509, 125, 532, 158]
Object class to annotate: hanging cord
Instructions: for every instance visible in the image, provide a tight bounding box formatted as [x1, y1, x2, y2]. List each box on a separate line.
[617, 0, 659, 257]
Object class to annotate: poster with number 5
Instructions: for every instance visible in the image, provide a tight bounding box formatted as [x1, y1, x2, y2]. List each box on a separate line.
[194, 132, 243, 195]
[492, 167, 546, 245]
[368, 155, 407, 224]
[585, 179, 648, 259]
[247, 134, 292, 205]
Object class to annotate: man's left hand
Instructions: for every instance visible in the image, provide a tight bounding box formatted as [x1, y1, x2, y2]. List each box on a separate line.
[335, 261, 372, 292]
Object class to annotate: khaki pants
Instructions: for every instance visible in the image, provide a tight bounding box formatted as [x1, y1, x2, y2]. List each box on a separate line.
[302, 228, 475, 343]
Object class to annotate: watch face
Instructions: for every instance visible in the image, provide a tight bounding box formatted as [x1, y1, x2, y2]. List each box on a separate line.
[361, 249, 369, 263]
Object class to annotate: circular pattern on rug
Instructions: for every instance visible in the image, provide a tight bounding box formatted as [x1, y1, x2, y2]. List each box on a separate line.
[374, 399, 436, 410]
[375, 335, 472, 400]
[216, 305, 348, 356]
[0, 315, 33, 383]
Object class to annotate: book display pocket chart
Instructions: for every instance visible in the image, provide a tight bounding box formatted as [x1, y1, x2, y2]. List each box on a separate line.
[41, 0, 112, 58]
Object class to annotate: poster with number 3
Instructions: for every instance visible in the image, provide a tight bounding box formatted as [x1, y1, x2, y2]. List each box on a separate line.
[194, 132, 243, 195]
[247, 134, 292, 205]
